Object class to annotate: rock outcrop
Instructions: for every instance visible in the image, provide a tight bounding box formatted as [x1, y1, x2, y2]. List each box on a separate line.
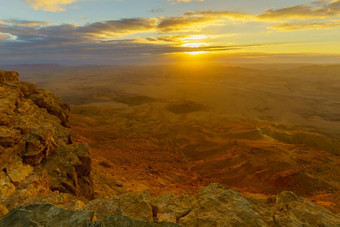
[0, 70, 94, 212]
[0, 204, 179, 227]
[83, 183, 340, 226]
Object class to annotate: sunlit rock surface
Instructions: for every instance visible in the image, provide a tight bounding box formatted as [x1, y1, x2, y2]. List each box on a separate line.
[0, 70, 94, 212]
[1, 184, 339, 226]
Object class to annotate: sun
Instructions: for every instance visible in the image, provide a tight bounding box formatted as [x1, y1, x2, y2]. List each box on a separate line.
[186, 51, 206, 55]
[181, 35, 209, 55]
[182, 42, 208, 48]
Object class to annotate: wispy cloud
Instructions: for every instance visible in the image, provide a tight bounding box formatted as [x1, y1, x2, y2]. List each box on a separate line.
[150, 7, 164, 13]
[184, 10, 252, 21]
[270, 21, 340, 31]
[168, 0, 205, 4]
[0, 19, 51, 27]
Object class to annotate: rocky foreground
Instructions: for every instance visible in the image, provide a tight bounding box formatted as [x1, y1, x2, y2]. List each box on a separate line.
[0, 70, 339, 226]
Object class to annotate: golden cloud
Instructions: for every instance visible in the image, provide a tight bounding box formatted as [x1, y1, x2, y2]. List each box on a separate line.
[184, 10, 253, 21]
[0, 33, 8, 40]
[258, 0, 340, 21]
[24, 0, 78, 12]
[157, 16, 221, 33]
[270, 21, 340, 30]
[0, 19, 51, 27]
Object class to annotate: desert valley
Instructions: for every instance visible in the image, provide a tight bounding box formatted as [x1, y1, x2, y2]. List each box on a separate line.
[0, 64, 339, 226]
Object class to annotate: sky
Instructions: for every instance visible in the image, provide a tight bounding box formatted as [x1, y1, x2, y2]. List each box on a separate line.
[0, 0, 340, 64]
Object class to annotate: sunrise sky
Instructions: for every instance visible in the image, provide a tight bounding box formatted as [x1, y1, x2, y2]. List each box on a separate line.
[1, 0, 340, 64]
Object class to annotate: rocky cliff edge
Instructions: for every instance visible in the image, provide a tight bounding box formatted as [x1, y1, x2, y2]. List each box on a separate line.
[0, 70, 94, 213]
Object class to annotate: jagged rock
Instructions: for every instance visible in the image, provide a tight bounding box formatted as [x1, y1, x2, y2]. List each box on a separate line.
[0, 204, 180, 227]
[83, 190, 153, 222]
[0, 71, 18, 83]
[0, 70, 94, 212]
[178, 183, 267, 226]
[84, 197, 121, 220]
[3, 185, 339, 226]
[101, 215, 180, 227]
[4, 155, 33, 184]
[0, 172, 16, 199]
[0, 204, 8, 217]
[151, 193, 197, 223]
[44, 144, 94, 198]
[0, 204, 94, 227]
[84, 183, 340, 226]
[119, 190, 154, 222]
[29, 89, 70, 127]
[272, 191, 340, 226]
[0, 127, 21, 147]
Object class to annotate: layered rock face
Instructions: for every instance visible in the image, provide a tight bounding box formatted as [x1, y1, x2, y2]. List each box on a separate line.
[0, 70, 94, 211]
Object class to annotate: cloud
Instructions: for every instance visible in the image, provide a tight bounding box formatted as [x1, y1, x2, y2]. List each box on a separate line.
[24, 0, 78, 12]
[0, 33, 8, 41]
[146, 35, 188, 43]
[0, 35, 298, 64]
[0, 17, 304, 65]
[150, 7, 164, 13]
[184, 10, 252, 20]
[0, 19, 51, 27]
[0, 18, 158, 44]
[79, 18, 158, 38]
[156, 9, 255, 33]
[270, 21, 340, 30]
[157, 16, 220, 33]
[258, 0, 340, 20]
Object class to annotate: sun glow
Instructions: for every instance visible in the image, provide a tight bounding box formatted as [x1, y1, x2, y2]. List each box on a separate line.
[182, 35, 208, 41]
[186, 51, 206, 55]
[181, 35, 209, 55]
[182, 42, 208, 48]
